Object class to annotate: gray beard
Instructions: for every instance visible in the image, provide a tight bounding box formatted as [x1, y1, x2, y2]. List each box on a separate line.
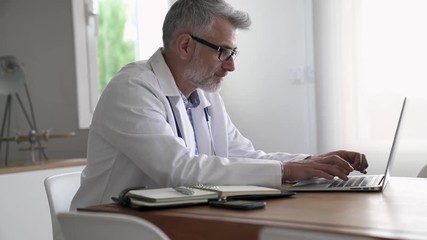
[184, 62, 222, 93]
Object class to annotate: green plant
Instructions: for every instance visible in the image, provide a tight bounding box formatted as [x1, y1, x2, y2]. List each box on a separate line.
[97, 0, 135, 92]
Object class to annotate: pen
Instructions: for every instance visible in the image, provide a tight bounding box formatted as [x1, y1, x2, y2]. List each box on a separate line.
[173, 186, 195, 195]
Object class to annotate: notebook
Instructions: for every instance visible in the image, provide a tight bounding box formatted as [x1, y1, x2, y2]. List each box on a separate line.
[124, 185, 285, 207]
[191, 184, 282, 198]
[288, 97, 407, 192]
[126, 187, 218, 207]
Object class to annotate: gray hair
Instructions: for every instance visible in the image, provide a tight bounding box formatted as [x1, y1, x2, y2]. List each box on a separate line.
[162, 0, 251, 51]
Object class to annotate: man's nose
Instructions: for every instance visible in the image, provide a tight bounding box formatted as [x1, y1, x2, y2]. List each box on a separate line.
[221, 57, 235, 72]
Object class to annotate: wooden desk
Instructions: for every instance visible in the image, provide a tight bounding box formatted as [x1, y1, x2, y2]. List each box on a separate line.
[80, 177, 427, 240]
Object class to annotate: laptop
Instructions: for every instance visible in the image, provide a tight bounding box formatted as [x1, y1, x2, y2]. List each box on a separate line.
[289, 97, 407, 192]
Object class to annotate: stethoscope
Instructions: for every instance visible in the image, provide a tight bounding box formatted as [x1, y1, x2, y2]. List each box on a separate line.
[167, 97, 216, 155]
[203, 107, 217, 155]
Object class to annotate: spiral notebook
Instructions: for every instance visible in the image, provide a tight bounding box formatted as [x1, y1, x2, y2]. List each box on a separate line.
[123, 185, 285, 208]
[192, 184, 283, 198]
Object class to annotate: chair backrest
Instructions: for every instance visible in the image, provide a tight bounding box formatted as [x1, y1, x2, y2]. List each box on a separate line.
[57, 211, 170, 240]
[417, 164, 427, 178]
[259, 227, 377, 240]
[44, 171, 81, 240]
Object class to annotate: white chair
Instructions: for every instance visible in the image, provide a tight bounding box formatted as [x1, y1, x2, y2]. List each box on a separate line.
[259, 227, 376, 240]
[44, 171, 82, 240]
[417, 164, 427, 178]
[57, 211, 170, 240]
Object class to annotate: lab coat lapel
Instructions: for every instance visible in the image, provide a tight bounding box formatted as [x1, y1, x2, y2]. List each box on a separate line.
[208, 96, 228, 157]
[148, 49, 196, 153]
[192, 93, 214, 155]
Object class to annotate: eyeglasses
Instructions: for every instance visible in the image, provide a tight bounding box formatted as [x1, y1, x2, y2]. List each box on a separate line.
[190, 35, 238, 62]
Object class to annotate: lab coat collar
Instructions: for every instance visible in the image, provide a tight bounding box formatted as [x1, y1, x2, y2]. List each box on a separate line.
[148, 48, 180, 97]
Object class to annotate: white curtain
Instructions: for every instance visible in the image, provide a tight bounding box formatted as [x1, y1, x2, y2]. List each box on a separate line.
[312, 0, 427, 176]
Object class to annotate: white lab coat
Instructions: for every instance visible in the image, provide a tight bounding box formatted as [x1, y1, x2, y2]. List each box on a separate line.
[71, 49, 308, 210]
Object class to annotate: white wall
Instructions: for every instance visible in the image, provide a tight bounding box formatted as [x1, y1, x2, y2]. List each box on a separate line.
[0, 165, 84, 240]
[221, 0, 317, 154]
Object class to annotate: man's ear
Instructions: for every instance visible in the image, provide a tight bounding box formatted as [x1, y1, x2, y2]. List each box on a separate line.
[175, 33, 193, 60]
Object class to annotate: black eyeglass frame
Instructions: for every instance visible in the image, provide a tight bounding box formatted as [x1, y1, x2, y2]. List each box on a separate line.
[190, 35, 238, 61]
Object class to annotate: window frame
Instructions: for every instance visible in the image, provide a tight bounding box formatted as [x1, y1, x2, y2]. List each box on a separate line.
[72, 0, 99, 129]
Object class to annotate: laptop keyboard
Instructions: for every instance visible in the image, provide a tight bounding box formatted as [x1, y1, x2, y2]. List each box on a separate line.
[328, 176, 375, 188]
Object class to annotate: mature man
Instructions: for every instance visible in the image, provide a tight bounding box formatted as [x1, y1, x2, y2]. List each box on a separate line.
[71, 0, 367, 210]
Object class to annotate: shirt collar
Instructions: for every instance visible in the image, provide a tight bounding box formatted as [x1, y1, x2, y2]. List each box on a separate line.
[179, 90, 201, 109]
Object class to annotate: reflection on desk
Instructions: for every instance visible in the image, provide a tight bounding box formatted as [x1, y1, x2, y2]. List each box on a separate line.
[79, 177, 427, 240]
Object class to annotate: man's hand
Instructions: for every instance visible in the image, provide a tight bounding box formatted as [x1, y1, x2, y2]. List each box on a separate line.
[318, 150, 368, 174]
[282, 150, 368, 182]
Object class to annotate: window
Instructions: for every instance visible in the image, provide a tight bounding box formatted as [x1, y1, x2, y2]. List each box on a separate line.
[72, 0, 170, 129]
